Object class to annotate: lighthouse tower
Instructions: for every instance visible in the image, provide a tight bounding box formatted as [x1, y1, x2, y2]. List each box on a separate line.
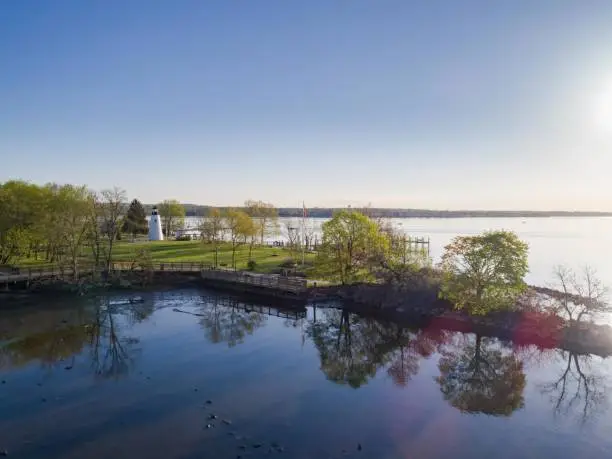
[148, 207, 163, 241]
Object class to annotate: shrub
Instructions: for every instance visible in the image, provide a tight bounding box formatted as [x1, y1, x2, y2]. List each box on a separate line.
[247, 260, 257, 270]
[279, 258, 296, 268]
[175, 234, 192, 241]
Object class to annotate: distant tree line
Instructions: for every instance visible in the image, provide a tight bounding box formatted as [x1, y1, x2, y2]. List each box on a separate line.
[142, 204, 612, 219]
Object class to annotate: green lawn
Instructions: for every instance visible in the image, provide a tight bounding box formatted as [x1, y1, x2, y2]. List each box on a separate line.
[16, 240, 316, 274]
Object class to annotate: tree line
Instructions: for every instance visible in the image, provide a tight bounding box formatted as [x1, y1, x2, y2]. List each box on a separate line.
[0, 181, 282, 273]
[0, 181, 127, 277]
[147, 203, 612, 219]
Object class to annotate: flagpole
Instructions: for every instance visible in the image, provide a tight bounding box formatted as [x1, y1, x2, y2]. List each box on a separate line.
[302, 201, 306, 266]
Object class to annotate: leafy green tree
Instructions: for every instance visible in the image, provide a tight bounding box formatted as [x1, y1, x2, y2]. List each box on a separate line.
[200, 208, 225, 267]
[53, 184, 92, 279]
[244, 200, 279, 244]
[157, 199, 185, 238]
[200, 208, 224, 243]
[0, 181, 46, 264]
[122, 199, 148, 239]
[439, 230, 529, 314]
[223, 209, 254, 269]
[375, 220, 432, 284]
[0, 227, 30, 265]
[436, 335, 526, 416]
[316, 210, 388, 284]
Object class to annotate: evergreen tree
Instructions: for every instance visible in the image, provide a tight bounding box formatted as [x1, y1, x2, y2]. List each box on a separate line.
[123, 199, 148, 238]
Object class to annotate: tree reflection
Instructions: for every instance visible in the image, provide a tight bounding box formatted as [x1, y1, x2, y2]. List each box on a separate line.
[197, 297, 267, 347]
[86, 303, 147, 380]
[384, 326, 445, 387]
[436, 335, 526, 416]
[307, 309, 447, 388]
[0, 300, 150, 380]
[308, 309, 379, 388]
[540, 350, 608, 424]
[0, 323, 89, 370]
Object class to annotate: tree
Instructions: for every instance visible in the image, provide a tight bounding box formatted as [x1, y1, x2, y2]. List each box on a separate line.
[316, 210, 388, 284]
[122, 199, 148, 239]
[223, 209, 254, 269]
[0, 227, 30, 265]
[439, 230, 529, 315]
[0, 181, 46, 264]
[200, 208, 224, 243]
[86, 191, 107, 274]
[54, 185, 92, 280]
[550, 265, 610, 323]
[157, 199, 185, 238]
[375, 220, 432, 281]
[244, 200, 279, 244]
[436, 335, 526, 416]
[284, 221, 300, 260]
[130, 246, 154, 286]
[200, 208, 225, 267]
[99, 187, 126, 272]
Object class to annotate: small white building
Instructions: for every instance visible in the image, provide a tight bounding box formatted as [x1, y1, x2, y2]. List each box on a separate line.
[148, 207, 163, 241]
[174, 228, 202, 240]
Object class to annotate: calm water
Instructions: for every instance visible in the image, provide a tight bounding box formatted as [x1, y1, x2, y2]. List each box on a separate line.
[185, 216, 612, 288]
[1, 289, 612, 459]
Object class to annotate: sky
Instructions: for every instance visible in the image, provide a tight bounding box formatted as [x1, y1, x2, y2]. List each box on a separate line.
[1, 1, 612, 211]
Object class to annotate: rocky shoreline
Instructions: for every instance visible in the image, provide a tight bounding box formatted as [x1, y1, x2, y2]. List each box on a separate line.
[308, 283, 612, 357]
[3, 271, 612, 357]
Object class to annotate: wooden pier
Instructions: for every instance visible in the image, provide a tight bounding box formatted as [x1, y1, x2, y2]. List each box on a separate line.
[1, 262, 307, 297]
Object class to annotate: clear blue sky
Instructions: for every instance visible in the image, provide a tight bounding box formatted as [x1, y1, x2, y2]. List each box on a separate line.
[2, 1, 612, 210]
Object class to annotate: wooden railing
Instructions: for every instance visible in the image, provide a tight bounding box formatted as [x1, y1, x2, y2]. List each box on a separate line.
[111, 262, 211, 272]
[2, 262, 307, 295]
[201, 269, 307, 294]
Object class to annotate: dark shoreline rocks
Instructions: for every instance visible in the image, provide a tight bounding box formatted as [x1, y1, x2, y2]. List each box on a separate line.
[310, 282, 612, 357]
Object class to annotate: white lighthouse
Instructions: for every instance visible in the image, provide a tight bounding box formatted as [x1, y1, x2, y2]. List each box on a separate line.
[148, 207, 163, 241]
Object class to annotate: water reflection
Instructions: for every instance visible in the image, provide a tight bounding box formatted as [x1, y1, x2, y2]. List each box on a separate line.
[1, 293, 610, 430]
[88, 302, 150, 379]
[436, 334, 526, 416]
[540, 350, 608, 424]
[196, 297, 268, 346]
[306, 309, 448, 388]
[0, 299, 152, 379]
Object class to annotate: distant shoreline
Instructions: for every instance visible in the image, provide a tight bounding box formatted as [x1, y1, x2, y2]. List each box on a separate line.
[143, 204, 612, 219]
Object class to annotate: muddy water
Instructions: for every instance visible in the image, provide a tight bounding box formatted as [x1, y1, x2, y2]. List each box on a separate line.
[1, 289, 612, 459]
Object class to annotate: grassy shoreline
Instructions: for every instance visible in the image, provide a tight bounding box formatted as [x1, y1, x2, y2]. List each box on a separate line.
[13, 240, 316, 275]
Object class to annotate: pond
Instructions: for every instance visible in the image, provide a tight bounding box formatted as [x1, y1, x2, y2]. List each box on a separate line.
[1, 289, 612, 459]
